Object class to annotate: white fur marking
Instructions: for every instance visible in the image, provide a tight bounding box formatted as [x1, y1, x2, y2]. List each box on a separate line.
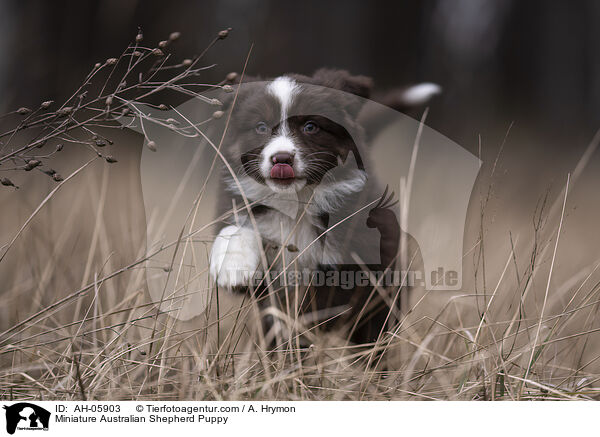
[209, 225, 261, 288]
[268, 76, 299, 133]
[401, 83, 442, 105]
[260, 135, 298, 176]
[312, 169, 367, 213]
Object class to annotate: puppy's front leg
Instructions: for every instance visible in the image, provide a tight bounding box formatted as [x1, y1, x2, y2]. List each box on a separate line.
[209, 225, 261, 289]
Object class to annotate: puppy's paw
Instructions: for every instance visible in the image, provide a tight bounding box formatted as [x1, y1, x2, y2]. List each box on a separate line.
[210, 225, 261, 289]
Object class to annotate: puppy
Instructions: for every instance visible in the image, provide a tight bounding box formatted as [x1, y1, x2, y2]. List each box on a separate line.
[209, 69, 437, 345]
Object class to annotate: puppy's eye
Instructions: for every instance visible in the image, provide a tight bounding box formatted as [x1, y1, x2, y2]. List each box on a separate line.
[255, 121, 269, 134]
[302, 121, 319, 134]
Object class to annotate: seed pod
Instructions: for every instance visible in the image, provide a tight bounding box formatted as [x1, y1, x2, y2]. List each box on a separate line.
[146, 141, 157, 152]
[43, 169, 56, 176]
[40, 100, 53, 109]
[222, 85, 233, 93]
[94, 62, 101, 69]
[166, 118, 179, 125]
[52, 173, 63, 182]
[1, 177, 15, 187]
[56, 144, 63, 152]
[17, 107, 31, 115]
[105, 95, 113, 106]
[158, 104, 168, 110]
[121, 107, 130, 116]
[57, 107, 73, 116]
[36, 139, 47, 149]
[106, 58, 118, 65]
[218, 28, 231, 39]
[212, 110, 224, 119]
[24, 159, 41, 171]
[105, 155, 118, 163]
[158, 40, 168, 48]
[226, 72, 238, 82]
[182, 59, 193, 67]
[132, 50, 142, 57]
[136, 32, 143, 43]
[210, 98, 222, 106]
[152, 48, 164, 56]
[95, 139, 107, 147]
[169, 32, 181, 41]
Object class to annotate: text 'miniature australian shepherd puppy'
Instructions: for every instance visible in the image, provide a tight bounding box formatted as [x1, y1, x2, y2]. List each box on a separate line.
[209, 68, 439, 345]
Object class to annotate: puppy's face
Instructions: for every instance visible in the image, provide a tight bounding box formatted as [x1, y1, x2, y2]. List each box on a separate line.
[223, 70, 371, 194]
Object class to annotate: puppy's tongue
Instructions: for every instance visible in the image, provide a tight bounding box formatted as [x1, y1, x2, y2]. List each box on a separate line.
[271, 163, 295, 179]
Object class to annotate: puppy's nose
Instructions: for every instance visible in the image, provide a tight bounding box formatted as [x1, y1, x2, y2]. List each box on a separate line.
[271, 152, 294, 165]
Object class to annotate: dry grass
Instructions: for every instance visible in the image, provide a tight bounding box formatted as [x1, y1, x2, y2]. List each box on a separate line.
[2, 29, 600, 402]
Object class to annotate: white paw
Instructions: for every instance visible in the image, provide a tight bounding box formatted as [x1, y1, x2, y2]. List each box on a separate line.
[209, 225, 261, 288]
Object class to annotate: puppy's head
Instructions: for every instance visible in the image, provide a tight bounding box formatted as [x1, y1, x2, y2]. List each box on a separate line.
[222, 69, 372, 194]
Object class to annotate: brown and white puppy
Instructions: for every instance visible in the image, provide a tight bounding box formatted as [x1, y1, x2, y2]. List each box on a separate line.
[209, 69, 438, 344]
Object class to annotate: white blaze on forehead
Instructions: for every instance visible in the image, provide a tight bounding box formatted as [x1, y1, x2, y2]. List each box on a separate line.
[260, 77, 302, 181]
[267, 76, 299, 127]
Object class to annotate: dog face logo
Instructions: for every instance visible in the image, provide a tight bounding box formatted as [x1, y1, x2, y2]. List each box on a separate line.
[2, 403, 50, 434]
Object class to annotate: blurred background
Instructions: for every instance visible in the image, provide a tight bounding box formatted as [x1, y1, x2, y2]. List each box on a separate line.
[1, 0, 600, 157]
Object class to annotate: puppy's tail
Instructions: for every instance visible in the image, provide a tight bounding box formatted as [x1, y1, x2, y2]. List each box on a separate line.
[359, 82, 441, 141]
[376, 83, 441, 111]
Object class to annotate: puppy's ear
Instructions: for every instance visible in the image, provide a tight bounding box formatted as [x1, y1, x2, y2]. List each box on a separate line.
[311, 68, 373, 99]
